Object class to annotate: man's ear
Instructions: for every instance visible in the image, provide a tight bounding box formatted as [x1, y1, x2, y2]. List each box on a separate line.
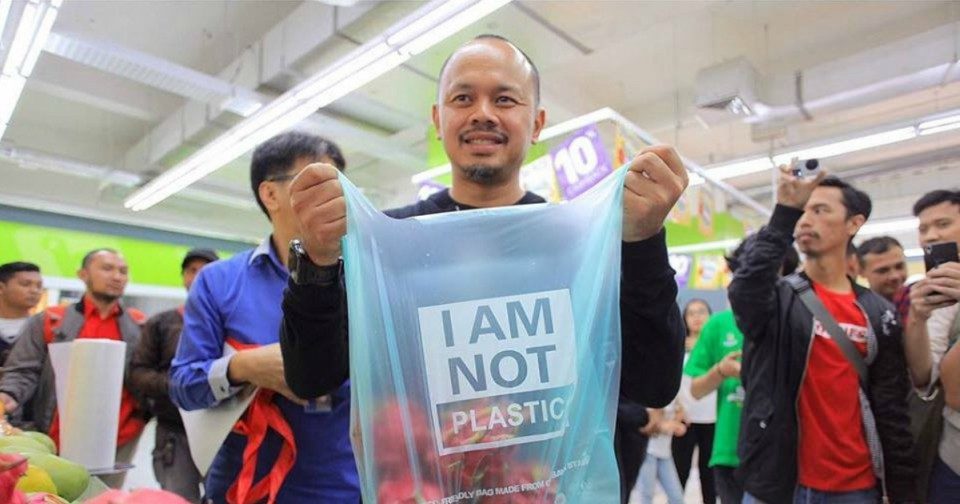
[847, 214, 867, 238]
[531, 108, 546, 143]
[258, 181, 281, 217]
[432, 104, 441, 139]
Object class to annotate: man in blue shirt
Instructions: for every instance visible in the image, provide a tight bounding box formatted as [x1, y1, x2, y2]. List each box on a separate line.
[170, 131, 358, 503]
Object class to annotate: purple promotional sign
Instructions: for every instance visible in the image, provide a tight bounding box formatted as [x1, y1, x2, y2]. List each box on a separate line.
[551, 124, 613, 200]
[669, 254, 692, 288]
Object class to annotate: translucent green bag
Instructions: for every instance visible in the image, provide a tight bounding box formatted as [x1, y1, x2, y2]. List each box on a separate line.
[342, 168, 627, 503]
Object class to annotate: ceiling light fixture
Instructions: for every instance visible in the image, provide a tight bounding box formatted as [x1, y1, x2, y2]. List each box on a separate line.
[918, 113, 960, 131]
[691, 106, 960, 186]
[903, 247, 924, 258]
[858, 217, 919, 236]
[668, 238, 741, 254]
[124, 0, 513, 211]
[0, 0, 61, 140]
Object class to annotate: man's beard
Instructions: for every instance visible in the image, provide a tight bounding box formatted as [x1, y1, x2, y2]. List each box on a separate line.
[90, 290, 120, 304]
[462, 164, 505, 185]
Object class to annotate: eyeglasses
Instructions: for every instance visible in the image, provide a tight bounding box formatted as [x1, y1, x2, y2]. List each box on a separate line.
[265, 173, 296, 183]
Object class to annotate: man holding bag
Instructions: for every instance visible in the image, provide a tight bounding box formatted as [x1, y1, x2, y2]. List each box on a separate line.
[280, 35, 688, 499]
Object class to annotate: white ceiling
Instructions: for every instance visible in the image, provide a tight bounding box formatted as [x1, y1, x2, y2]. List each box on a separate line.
[2, 0, 959, 251]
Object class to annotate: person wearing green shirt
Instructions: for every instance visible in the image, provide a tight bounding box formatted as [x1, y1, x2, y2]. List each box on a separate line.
[683, 234, 799, 504]
[684, 310, 744, 504]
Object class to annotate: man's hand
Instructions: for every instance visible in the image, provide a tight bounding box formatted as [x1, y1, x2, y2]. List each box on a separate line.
[289, 163, 346, 267]
[928, 262, 960, 301]
[622, 145, 688, 243]
[228, 344, 308, 405]
[718, 350, 742, 379]
[909, 263, 960, 322]
[0, 392, 18, 414]
[776, 162, 828, 210]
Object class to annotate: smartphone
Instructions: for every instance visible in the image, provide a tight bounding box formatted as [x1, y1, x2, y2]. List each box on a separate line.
[924, 241, 959, 272]
[792, 159, 820, 178]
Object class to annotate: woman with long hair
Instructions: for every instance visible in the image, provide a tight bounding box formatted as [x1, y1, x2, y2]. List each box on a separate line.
[673, 298, 717, 503]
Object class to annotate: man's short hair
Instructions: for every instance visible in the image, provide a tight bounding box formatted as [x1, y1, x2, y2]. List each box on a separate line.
[818, 176, 872, 221]
[725, 233, 800, 277]
[81, 248, 119, 269]
[0, 262, 40, 283]
[250, 131, 346, 218]
[181, 248, 219, 271]
[856, 236, 903, 267]
[437, 34, 541, 105]
[913, 189, 960, 216]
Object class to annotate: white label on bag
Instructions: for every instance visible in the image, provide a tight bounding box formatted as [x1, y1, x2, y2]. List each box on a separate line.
[418, 289, 577, 455]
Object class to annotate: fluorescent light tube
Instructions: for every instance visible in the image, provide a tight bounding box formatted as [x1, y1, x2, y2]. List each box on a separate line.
[919, 122, 960, 136]
[773, 127, 916, 163]
[669, 239, 741, 254]
[918, 114, 960, 131]
[2, 1, 39, 76]
[0, 0, 13, 35]
[859, 217, 919, 236]
[21, 3, 59, 75]
[399, 0, 511, 56]
[387, 0, 473, 47]
[292, 42, 394, 101]
[903, 247, 924, 258]
[126, 0, 513, 211]
[705, 157, 773, 180]
[302, 50, 410, 110]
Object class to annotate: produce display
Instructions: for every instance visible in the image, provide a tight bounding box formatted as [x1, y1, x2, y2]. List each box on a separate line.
[0, 403, 188, 503]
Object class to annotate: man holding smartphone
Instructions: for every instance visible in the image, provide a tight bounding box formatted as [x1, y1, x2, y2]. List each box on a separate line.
[903, 190, 960, 389]
[899, 190, 960, 501]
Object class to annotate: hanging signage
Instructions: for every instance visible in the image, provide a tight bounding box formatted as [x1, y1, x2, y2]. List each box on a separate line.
[551, 125, 613, 200]
[692, 255, 724, 290]
[669, 254, 693, 288]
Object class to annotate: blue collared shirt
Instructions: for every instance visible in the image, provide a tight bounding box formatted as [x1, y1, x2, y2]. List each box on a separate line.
[170, 238, 358, 503]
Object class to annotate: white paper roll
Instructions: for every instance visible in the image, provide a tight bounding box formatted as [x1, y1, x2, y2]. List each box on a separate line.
[50, 340, 127, 471]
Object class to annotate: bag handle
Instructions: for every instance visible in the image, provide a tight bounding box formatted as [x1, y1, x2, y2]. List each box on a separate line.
[785, 274, 869, 389]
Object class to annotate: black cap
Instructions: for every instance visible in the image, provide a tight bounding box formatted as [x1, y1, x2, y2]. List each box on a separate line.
[182, 248, 219, 270]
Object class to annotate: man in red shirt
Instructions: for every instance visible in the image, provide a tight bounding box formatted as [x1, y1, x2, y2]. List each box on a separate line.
[729, 166, 915, 503]
[0, 248, 147, 488]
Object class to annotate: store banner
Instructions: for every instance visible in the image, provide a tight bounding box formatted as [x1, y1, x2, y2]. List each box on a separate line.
[669, 254, 693, 288]
[670, 186, 696, 225]
[698, 187, 715, 237]
[692, 254, 724, 290]
[552, 124, 613, 200]
[520, 155, 562, 202]
[613, 126, 630, 167]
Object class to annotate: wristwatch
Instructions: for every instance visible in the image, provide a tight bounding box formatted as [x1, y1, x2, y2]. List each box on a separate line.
[287, 239, 341, 286]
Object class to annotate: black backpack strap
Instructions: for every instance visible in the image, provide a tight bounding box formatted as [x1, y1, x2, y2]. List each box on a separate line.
[785, 274, 869, 389]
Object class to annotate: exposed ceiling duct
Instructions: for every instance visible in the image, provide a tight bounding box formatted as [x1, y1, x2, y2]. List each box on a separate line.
[0, 144, 258, 211]
[693, 21, 960, 129]
[44, 32, 262, 115]
[41, 8, 426, 174]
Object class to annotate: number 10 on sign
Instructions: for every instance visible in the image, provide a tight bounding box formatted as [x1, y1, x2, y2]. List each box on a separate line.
[551, 124, 613, 200]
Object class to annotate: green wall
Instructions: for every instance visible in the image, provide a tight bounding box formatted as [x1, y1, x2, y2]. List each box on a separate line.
[0, 220, 233, 287]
